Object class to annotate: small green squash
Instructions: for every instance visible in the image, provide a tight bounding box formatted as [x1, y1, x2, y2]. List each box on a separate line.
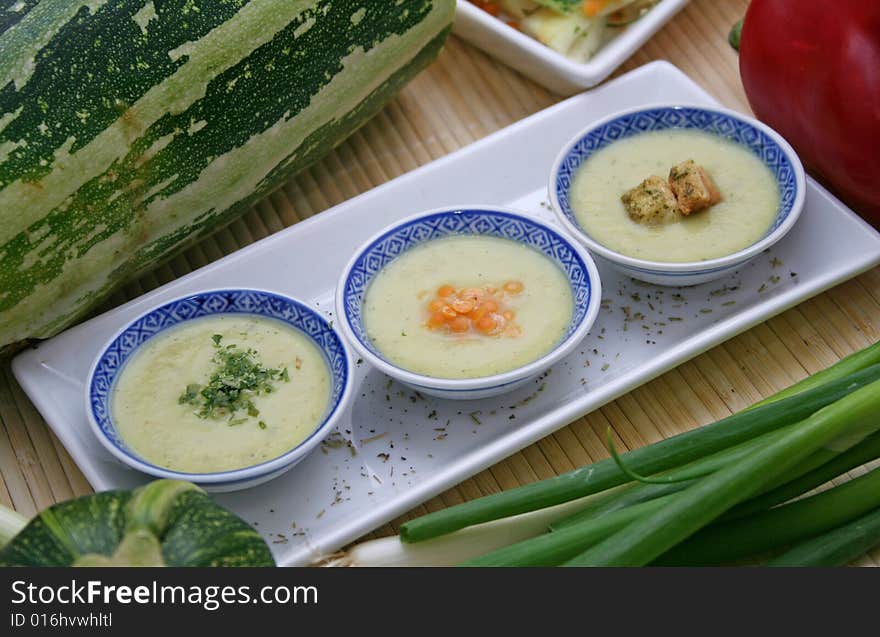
[0, 480, 274, 567]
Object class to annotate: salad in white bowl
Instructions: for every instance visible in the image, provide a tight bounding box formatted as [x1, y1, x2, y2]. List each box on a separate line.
[456, 0, 688, 94]
[467, 0, 660, 62]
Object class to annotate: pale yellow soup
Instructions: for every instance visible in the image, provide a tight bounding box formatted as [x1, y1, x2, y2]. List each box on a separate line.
[363, 235, 574, 379]
[112, 314, 330, 473]
[570, 128, 780, 262]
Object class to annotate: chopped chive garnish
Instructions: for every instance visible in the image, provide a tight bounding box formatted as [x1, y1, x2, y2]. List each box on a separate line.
[179, 335, 291, 427]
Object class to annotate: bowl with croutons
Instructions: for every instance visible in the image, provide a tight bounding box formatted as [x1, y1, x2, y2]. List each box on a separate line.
[548, 104, 806, 286]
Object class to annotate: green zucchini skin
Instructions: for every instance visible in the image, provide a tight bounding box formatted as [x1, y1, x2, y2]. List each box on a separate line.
[0, 481, 275, 566]
[0, 0, 454, 351]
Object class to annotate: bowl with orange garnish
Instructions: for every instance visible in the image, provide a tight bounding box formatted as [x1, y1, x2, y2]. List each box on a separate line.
[335, 206, 602, 399]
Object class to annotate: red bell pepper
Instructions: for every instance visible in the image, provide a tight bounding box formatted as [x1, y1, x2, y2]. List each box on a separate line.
[738, 0, 880, 227]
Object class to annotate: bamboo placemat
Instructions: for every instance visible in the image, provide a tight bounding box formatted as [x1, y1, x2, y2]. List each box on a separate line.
[2, 0, 878, 565]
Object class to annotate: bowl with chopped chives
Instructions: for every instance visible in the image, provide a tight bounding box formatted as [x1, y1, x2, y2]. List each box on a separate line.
[85, 288, 354, 492]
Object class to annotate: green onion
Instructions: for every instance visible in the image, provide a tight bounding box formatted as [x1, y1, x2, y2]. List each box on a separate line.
[549, 481, 689, 532]
[400, 363, 880, 543]
[562, 378, 880, 566]
[480, 425, 880, 566]
[751, 341, 880, 408]
[723, 429, 880, 520]
[605, 427, 694, 484]
[549, 425, 798, 531]
[462, 495, 675, 567]
[766, 507, 880, 567]
[319, 492, 606, 567]
[654, 466, 880, 566]
[555, 427, 880, 536]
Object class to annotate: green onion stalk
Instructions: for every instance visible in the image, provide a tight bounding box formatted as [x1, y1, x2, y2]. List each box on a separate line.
[465, 425, 880, 566]
[722, 429, 880, 520]
[461, 495, 675, 567]
[401, 359, 880, 543]
[751, 341, 880, 407]
[654, 466, 880, 566]
[765, 507, 880, 567]
[563, 378, 880, 566]
[549, 424, 799, 531]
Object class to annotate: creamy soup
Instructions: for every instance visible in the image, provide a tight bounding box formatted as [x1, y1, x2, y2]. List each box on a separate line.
[112, 314, 330, 473]
[570, 128, 780, 262]
[363, 235, 574, 379]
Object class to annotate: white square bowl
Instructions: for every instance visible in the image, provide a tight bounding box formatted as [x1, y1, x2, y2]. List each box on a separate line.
[454, 0, 690, 95]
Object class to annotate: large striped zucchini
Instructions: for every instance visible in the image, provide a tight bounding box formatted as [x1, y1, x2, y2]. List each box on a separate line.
[0, 0, 454, 351]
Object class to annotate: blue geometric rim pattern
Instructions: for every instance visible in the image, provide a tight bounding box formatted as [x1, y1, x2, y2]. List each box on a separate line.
[555, 106, 798, 248]
[343, 209, 594, 363]
[88, 289, 349, 478]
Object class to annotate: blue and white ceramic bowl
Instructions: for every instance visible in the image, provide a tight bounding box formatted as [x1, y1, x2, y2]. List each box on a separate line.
[335, 206, 602, 400]
[86, 289, 354, 492]
[549, 104, 806, 286]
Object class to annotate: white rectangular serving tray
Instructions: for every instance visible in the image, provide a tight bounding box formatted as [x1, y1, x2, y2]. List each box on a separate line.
[13, 62, 880, 566]
[454, 0, 690, 95]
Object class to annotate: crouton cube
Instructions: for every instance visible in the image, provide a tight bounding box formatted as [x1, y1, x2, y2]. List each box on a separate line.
[668, 160, 722, 215]
[621, 175, 680, 225]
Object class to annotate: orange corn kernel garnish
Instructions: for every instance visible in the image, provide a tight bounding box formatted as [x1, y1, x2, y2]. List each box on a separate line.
[427, 312, 447, 329]
[503, 280, 524, 294]
[428, 299, 445, 313]
[449, 316, 470, 333]
[424, 283, 522, 337]
[452, 298, 475, 314]
[475, 314, 497, 334]
[470, 304, 488, 322]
